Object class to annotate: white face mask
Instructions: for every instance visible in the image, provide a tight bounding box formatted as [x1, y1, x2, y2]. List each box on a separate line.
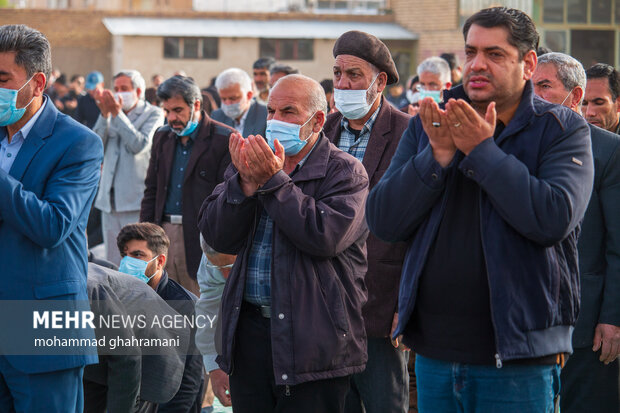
[560, 88, 575, 107]
[333, 74, 379, 120]
[221, 102, 245, 120]
[115, 91, 137, 111]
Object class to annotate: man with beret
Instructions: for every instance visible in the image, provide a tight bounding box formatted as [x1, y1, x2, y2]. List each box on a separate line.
[323, 30, 412, 413]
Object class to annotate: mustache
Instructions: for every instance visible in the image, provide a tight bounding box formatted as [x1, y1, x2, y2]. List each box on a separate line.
[465, 72, 493, 82]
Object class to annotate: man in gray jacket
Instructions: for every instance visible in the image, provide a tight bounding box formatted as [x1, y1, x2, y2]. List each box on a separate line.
[93, 69, 164, 264]
[211, 67, 267, 138]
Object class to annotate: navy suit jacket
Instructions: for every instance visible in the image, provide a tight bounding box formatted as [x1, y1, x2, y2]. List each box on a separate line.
[574, 124, 620, 347]
[211, 99, 267, 138]
[0, 97, 103, 373]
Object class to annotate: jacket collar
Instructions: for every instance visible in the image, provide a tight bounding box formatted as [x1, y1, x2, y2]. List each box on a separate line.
[154, 269, 169, 294]
[322, 96, 392, 179]
[443, 80, 536, 145]
[291, 132, 331, 183]
[9, 95, 56, 180]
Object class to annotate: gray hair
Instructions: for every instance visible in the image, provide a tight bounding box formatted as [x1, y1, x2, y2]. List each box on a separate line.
[215, 68, 252, 94]
[0, 25, 51, 84]
[417, 56, 451, 86]
[538, 52, 586, 104]
[157, 75, 202, 107]
[273, 74, 328, 116]
[114, 69, 146, 99]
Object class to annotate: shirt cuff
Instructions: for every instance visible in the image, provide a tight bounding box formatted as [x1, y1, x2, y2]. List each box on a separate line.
[203, 355, 220, 373]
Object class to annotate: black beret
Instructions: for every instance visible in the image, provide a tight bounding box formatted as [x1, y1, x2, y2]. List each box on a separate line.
[333, 30, 399, 85]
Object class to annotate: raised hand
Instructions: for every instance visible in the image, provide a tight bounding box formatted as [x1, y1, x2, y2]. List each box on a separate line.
[419, 97, 455, 167]
[445, 99, 496, 155]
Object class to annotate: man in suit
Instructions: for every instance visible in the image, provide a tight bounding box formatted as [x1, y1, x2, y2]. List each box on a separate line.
[323, 30, 411, 413]
[93, 69, 164, 265]
[140, 75, 233, 296]
[533, 52, 620, 413]
[211, 68, 267, 138]
[583, 63, 620, 135]
[84, 262, 189, 413]
[0, 24, 103, 411]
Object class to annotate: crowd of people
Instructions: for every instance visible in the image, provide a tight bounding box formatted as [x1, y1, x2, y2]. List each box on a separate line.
[0, 5, 619, 413]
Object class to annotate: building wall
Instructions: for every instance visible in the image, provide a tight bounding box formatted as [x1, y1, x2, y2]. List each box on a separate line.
[118, 36, 340, 88]
[0, 9, 113, 81]
[390, 0, 465, 68]
[0, 8, 411, 89]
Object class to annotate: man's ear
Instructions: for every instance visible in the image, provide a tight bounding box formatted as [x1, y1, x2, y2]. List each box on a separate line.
[522, 50, 538, 81]
[32, 72, 47, 97]
[157, 254, 167, 270]
[570, 87, 584, 112]
[376, 72, 388, 94]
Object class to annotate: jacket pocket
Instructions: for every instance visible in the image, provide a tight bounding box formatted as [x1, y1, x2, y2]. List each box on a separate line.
[34, 280, 82, 299]
[315, 266, 350, 335]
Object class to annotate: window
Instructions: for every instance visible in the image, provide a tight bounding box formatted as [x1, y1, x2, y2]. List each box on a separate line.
[544, 30, 568, 53]
[259, 39, 314, 60]
[566, 0, 587, 23]
[543, 0, 564, 22]
[163, 37, 218, 59]
[591, 0, 612, 23]
[571, 30, 615, 67]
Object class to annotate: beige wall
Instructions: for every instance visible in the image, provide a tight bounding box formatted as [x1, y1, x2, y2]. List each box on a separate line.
[119, 37, 344, 88]
[391, 0, 465, 68]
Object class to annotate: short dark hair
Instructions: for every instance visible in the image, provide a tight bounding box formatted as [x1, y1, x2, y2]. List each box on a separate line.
[0, 25, 52, 82]
[440, 53, 459, 70]
[157, 75, 203, 107]
[463, 7, 539, 60]
[586, 63, 620, 101]
[320, 79, 333, 94]
[117, 223, 170, 257]
[537, 46, 552, 56]
[253, 57, 276, 71]
[270, 63, 299, 76]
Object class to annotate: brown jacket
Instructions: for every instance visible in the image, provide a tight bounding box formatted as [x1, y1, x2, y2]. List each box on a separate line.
[323, 98, 411, 337]
[140, 111, 234, 278]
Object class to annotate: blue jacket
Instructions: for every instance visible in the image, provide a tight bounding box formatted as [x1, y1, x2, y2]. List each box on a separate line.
[366, 82, 594, 363]
[0, 97, 103, 373]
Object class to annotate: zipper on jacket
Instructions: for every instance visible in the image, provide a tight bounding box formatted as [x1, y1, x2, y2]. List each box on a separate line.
[285, 385, 290, 396]
[478, 188, 503, 369]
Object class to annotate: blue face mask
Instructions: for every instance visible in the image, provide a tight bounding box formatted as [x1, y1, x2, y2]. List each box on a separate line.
[265, 112, 316, 156]
[0, 75, 35, 127]
[118, 255, 160, 283]
[417, 87, 442, 104]
[173, 105, 199, 137]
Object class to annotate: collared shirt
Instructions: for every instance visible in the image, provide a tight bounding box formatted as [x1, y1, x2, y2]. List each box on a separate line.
[244, 139, 317, 306]
[337, 103, 381, 162]
[0, 98, 47, 173]
[234, 107, 250, 134]
[163, 123, 200, 215]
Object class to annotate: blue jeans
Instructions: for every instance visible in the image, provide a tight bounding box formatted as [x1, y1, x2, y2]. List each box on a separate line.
[415, 355, 560, 413]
